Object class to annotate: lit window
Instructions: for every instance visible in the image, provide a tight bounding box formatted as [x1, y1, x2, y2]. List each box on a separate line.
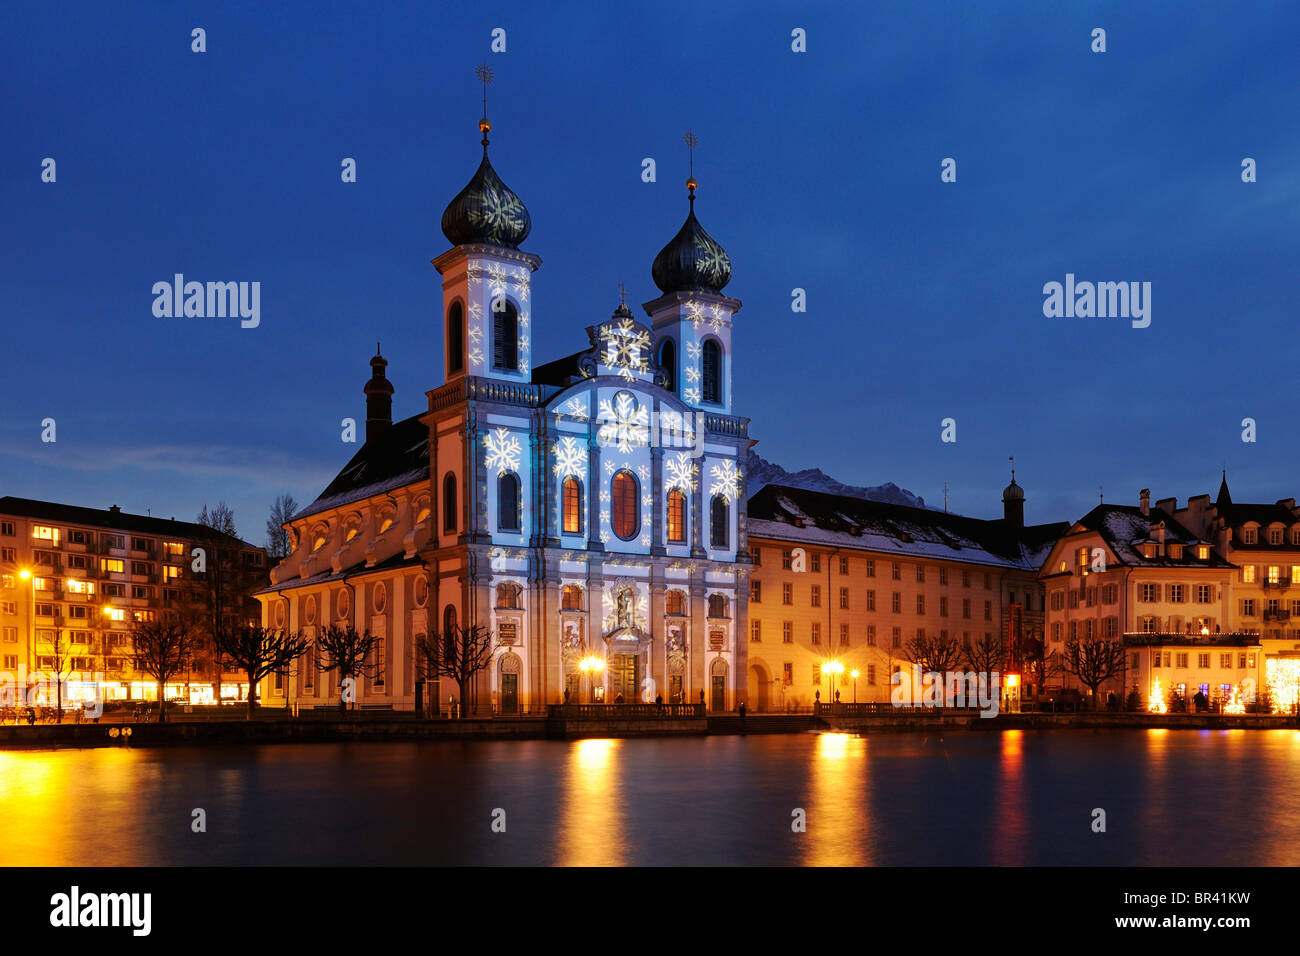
[563, 478, 584, 535]
[667, 489, 685, 543]
[611, 471, 639, 540]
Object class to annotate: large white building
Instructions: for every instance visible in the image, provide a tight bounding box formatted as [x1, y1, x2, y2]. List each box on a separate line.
[259, 113, 751, 715]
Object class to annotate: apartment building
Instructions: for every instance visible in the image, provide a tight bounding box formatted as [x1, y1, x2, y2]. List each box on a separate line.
[0, 497, 266, 706]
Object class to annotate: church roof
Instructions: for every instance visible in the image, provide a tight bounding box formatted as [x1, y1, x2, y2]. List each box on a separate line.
[440, 138, 531, 249]
[256, 550, 425, 595]
[747, 484, 1067, 571]
[651, 192, 731, 295]
[295, 414, 430, 521]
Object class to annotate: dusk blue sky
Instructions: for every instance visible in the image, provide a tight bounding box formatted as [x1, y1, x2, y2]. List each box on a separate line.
[3, 1, 1297, 545]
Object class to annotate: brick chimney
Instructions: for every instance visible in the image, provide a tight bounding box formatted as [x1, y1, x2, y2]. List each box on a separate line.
[363, 343, 394, 445]
[1139, 489, 1150, 516]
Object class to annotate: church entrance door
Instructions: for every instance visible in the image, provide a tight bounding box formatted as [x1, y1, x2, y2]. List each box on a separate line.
[611, 654, 640, 703]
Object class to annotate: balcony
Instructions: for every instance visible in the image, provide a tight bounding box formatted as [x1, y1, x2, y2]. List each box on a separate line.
[1264, 609, 1292, 622]
[1263, 578, 1291, 590]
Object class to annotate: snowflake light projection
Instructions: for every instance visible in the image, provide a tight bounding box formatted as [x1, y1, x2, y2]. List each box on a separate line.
[599, 490, 610, 504]
[683, 386, 701, 405]
[484, 262, 511, 295]
[685, 340, 702, 361]
[552, 436, 584, 478]
[469, 192, 527, 236]
[597, 391, 649, 453]
[641, 533, 651, 546]
[601, 317, 651, 382]
[684, 300, 706, 332]
[709, 458, 742, 503]
[637, 464, 650, 481]
[483, 427, 521, 477]
[666, 452, 699, 493]
[603, 460, 615, 476]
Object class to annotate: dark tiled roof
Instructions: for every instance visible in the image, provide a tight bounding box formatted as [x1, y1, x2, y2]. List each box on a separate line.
[1072, 504, 1233, 567]
[531, 350, 587, 388]
[747, 484, 1068, 571]
[256, 551, 424, 595]
[1217, 501, 1296, 528]
[296, 414, 430, 521]
[0, 496, 251, 547]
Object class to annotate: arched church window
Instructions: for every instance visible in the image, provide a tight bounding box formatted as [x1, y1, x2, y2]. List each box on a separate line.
[611, 470, 640, 540]
[443, 473, 457, 532]
[562, 477, 583, 534]
[710, 494, 729, 549]
[498, 472, 521, 531]
[659, 337, 676, 391]
[447, 301, 465, 374]
[665, 590, 685, 615]
[702, 339, 722, 404]
[562, 585, 583, 610]
[443, 605, 458, 642]
[667, 489, 686, 543]
[492, 300, 519, 371]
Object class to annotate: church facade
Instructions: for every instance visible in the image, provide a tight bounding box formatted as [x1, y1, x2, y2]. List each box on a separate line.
[258, 113, 751, 715]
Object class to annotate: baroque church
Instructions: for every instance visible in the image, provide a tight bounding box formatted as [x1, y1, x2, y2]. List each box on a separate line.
[259, 109, 751, 715]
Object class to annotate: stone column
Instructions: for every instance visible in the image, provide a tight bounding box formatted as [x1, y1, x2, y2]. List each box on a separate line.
[587, 432, 604, 552]
[650, 446, 666, 556]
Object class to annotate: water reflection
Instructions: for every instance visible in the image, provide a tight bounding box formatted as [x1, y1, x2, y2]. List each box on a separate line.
[1, 731, 1299, 865]
[557, 738, 624, 866]
[803, 733, 870, 866]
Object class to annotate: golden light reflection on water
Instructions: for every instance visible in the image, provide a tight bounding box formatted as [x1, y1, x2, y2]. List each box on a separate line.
[556, 738, 625, 866]
[802, 732, 870, 867]
[0, 749, 151, 866]
[990, 730, 1027, 865]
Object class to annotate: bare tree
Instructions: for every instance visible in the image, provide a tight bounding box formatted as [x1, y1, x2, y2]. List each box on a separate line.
[1023, 635, 1062, 696]
[197, 502, 237, 537]
[38, 626, 72, 722]
[963, 632, 1006, 678]
[904, 632, 964, 676]
[265, 494, 298, 561]
[314, 624, 381, 713]
[417, 625, 495, 718]
[131, 615, 196, 722]
[1061, 637, 1127, 709]
[212, 624, 308, 718]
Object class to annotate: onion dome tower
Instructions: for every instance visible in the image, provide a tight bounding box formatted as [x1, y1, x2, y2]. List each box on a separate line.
[432, 65, 542, 384]
[642, 131, 742, 414]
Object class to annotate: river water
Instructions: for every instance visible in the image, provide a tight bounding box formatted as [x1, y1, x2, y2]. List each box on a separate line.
[2, 729, 1295, 866]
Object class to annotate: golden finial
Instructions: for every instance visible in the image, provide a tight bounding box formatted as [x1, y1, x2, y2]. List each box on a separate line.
[684, 130, 698, 202]
[475, 64, 494, 148]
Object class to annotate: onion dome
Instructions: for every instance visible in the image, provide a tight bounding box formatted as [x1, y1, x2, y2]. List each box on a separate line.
[441, 118, 531, 249]
[1002, 473, 1024, 503]
[651, 179, 731, 295]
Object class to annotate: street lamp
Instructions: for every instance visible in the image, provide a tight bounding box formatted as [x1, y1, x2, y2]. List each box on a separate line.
[821, 659, 845, 704]
[851, 669, 859, 703]
[579, 654, 605, 704]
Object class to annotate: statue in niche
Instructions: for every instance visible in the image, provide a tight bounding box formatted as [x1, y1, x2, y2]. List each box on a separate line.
[616, 587, 634, 629]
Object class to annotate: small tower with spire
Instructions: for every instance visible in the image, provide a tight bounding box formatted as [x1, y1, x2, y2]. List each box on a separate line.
[364, 342, 394, 444]
[1002, 457, 1025, 528]
[644, 131, 741, 413]
[432, 65, 541, 385]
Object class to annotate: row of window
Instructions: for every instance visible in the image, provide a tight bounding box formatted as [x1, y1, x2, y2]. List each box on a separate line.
[751, 620, 995, 649]
[446, 302, 728, 404]
[758, 548, 1000, 589]
[482, 472, 733, 547]
[1151, 651, 1257, 670]
[1238, 527, 1300, 546]
[1240, 565, 1300, 584]
[0, 523, 193, 557]
[1052, 583, 1218, 608]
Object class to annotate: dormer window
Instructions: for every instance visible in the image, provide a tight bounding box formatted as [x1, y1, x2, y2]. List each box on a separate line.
[1242, 528, 1258, 545]
[1197, 545, 1210, 560]
[1140, 543, 1157, 559]
[1270, 528, 1283, 545]
[1168, 543, 1183, 560]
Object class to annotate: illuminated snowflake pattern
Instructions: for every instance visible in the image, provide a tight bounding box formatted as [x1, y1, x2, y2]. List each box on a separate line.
[637, 464, 650, 481]
[483, 427, 521, 477]
[601, 317, 651, 382]
[709, 458, 742, 504]
[685, 340, 702, 361]
[684, 364, 700, 383]
[552, 436, 585, 478]
[601, 584, 648, 632]
[603, 460, 615, 475]
[666, 452, 699, 492]
[640, 533, 651, 546]
[683, 386, 701, 405]
[597, 391, 649, 453]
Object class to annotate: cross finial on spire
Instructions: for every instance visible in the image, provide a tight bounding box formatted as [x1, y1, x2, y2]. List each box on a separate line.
[684, 130, 698, 207]
[475, 64, 494, 152]
[617, 281, 627, 306]
[1099, 484, 1104, 504]
[376, 340, 381, 355]
[1009, 454, 1015, 482]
